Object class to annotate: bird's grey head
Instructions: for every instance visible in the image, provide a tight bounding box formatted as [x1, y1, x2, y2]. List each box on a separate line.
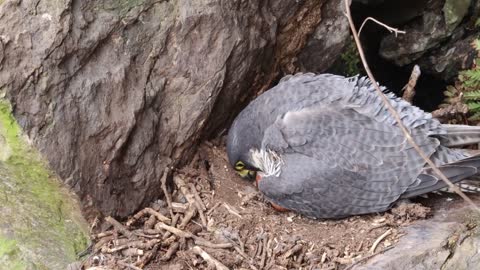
[226, 109, 263, 179]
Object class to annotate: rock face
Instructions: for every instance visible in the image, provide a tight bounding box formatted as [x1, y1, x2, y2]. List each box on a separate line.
[378, 0, 478, 81]
[0, 0, 349, 217]
[297, 0, 350, 73]
[353, 206, 480, 270]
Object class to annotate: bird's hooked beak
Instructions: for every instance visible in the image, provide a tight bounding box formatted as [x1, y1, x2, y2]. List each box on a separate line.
[237, 169, 257, 180]
[234, 160, 257, 180]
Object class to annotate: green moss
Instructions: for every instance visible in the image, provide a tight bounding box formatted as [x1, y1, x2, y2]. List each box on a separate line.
[329, 38, 362, 77]
[0, 237, 27, 270]
[0, 100, 89, 269]
[443, 0, 471, 30]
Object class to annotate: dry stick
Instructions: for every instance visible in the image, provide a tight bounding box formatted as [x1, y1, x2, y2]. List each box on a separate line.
[369, 229, 392, 254]
[189, 183, 207, 211]
[134, 230, 161, 239]
[103, 239, 161, 253]
[239, 235, 246, 254]
[160, 242, 180, 261]
[171, 202, 189, 213]
[156, 222, 232, 248]
[343, 0, 479, 211]
[93, 235, 114, 253]
[121, 248, 144, 256]
[94, 231, 114, 239]
[402, 65, 421, 103]
[162, 235, 177, 247]
[117, 261, 143, 270]
[156, 222, 194, 238]
[358, 16, 406, 37]
[260, 235, 268, 268]
[105, 216, 134, 239]
[344, 246, 395, 270]
[161, 167, 175, 218]
[223, 203, 243, 219]
[144, 214, 157, 230]
[196, 239, 234, 249]
[207, 202, 222, 216]
[178, 204, 197, 229]
[174, 175, 208, 226]
[126, 208, 170, 226]
[282, 244, 302, 259]
[162, 213, 180, 240]
[192, 246, 229, 270]
[138, 244, 161, 267]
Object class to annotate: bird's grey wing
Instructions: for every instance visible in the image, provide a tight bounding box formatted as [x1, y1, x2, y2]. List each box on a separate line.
[258, 106, 439, 218]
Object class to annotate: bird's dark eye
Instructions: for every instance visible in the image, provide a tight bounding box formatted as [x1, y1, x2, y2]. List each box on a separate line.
[235, 161, 244, 171]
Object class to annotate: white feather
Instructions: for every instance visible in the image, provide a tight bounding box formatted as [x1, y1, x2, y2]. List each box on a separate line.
[250, 148, 283, 177]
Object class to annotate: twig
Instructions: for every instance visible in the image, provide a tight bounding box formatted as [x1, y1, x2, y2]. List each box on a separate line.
[432, 103, 468, 119]
[192, 246, 229, 270]
[282, 244, 303, 259]
[260, 235, 268, 268]
[190, 183, 207, 211]
[144, 214, 157, 230]
[121, 248, 144, 256]
[160, 242, 180, 261]
[162, 235, 177, 248]
[156, 222, 194, 238]
[178, 204, 197, 229]
[102, 239, 161, 253]
[93, 235, 114, 253]
[174, 175, 207, 226]
[343, 0, 479, 211]
[369, 229, 392, 254]
[195, 239, 233, 249]
[105, 216, 134, 239]
[137, 244, 160, 267]
[93, 231, 113, 239]
[239, 235, 246, 254]
[171, 202, 189, 213]
[133, 231, 161, 239]
[223, 203, 243, 219]
[207, 202, 221, 216]
[402, 65, 421, 103]
[161, 168, 174, 217]
[162, 213, 180, 240]
[118, 261, 143, 270]
[126, 207, 170, 226]
[265, 238, 276, 269]
[344, 245, 395, 270]
[358, 17, 406, 37]
[113, 238, 130, 246]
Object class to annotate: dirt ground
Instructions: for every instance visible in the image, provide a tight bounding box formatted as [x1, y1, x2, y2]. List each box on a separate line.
[82, 140, 480, 270]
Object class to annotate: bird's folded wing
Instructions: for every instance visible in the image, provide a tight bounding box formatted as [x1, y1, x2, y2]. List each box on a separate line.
[258, 106, 439, 218]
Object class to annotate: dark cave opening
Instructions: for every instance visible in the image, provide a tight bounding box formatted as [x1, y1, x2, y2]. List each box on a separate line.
[349, 0, 447, 112]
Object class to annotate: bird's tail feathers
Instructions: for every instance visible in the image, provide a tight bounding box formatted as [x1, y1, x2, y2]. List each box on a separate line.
[440, 124, 480, 147]
[402, 154, 480, 198]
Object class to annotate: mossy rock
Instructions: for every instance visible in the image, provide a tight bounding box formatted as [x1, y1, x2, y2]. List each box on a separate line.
[443, 0, 471, 31]
[0, 100, 89, 270]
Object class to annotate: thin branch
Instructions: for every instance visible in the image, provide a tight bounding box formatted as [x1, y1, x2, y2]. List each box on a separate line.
[402, 65, 421, 103]
[358, 17, 406, 38]
[343, 0, 479, 211]
[192, 246, 229, 270]
[369, 229, 392, 254]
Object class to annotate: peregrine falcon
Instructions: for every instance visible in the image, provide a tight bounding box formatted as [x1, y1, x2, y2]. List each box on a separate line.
[226, 73, 480, 219]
